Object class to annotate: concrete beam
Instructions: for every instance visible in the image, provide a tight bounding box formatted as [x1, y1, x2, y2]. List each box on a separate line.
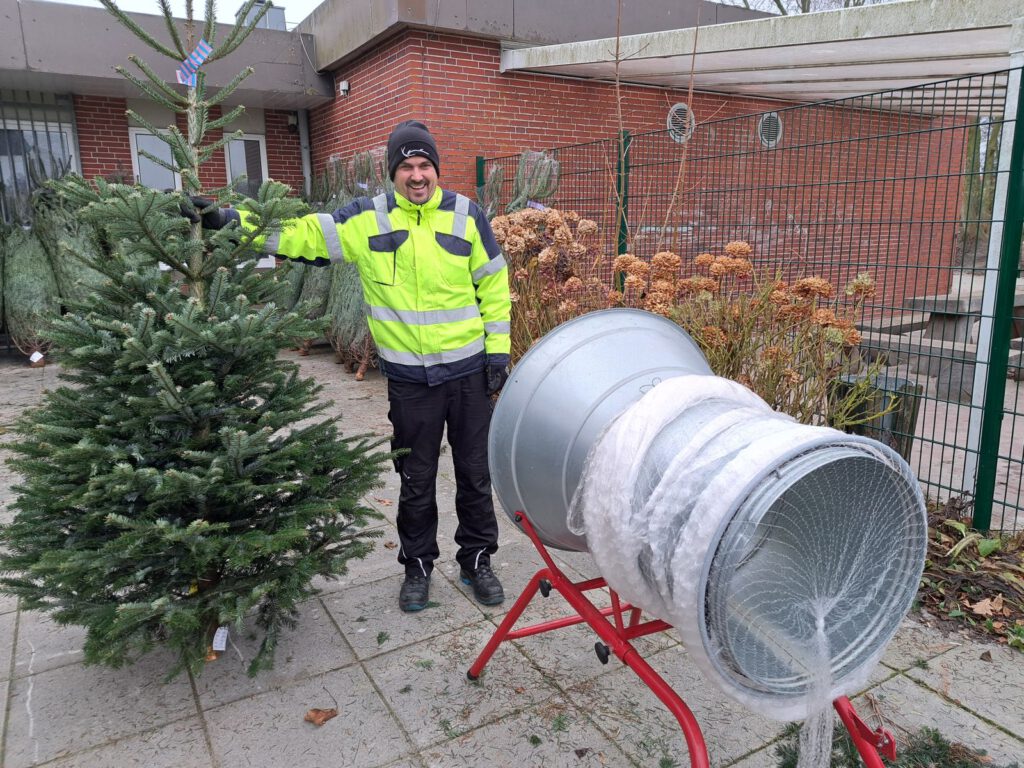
[501, 0, 1024, 73]
[296, 0, 770, 73]
[0, 0, 332, 108]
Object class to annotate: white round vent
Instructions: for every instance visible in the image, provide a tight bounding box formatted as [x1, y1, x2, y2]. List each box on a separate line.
[758, 112, 783, 148]
[667, 102, 696, 144]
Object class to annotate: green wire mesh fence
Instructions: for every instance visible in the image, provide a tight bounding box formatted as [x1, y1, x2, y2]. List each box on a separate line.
[481, 68, 1024, 533]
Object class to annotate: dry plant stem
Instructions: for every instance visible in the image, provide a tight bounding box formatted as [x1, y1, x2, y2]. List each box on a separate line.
[656, 7, 701, 254]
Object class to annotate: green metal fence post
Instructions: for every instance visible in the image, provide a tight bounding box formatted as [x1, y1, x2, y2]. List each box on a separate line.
[475, 155, 485, 194]
[973, 67, 1024, 531]
[616, 130, 632, 256]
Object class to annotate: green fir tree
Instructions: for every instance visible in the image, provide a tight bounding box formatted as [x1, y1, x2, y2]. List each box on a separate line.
[0, 0, 390, 678]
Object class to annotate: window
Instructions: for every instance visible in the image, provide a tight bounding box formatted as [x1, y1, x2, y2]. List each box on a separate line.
[129, 127, 181, 190]
[225, 134, 268, 198]
[0, 121, 76, 223]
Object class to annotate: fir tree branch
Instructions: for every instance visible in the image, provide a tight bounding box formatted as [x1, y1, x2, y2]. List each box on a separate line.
[157, 0, 187, 58]
[203, 0, 218, 46]
[207, 105, 246, 132]
[137, 149, 180, 177]
[197, 131, 243, 165]
[207, 67, 254, 109]
[110, 187, 188, 271]
[127, 56, 188, 106]
[117, 67, 183, 112]
[207, 0, 267, 63]
[99, 0, 182, 61]
[125, 110, 174, 140]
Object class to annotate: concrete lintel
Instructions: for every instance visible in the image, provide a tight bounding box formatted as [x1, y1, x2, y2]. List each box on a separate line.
[501, 0, 1024, 73]
[1, 0, 332, 107]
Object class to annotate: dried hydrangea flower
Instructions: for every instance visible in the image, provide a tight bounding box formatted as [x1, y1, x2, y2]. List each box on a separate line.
[701, 326, 728, 348]
[844, 271, 876, 299]
[724, 240, 753, 257]
[792, 277, 835, 299]
[694, 252, 715, 268]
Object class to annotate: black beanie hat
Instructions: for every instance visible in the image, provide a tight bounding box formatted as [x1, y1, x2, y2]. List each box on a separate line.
[387, 120, 440, 180]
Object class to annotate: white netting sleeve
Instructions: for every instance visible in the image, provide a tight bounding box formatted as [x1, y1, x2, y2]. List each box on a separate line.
[567, 375, 927, 721]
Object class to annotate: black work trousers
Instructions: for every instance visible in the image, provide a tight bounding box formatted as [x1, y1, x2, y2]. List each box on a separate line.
[387, 374, 499, 578]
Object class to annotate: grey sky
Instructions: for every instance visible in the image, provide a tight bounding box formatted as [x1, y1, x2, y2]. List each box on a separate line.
[47, 0, 323, 27]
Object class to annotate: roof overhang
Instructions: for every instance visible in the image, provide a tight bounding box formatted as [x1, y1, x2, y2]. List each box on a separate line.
[0, 0, 333, 109]
[501, 0, 1024, 111]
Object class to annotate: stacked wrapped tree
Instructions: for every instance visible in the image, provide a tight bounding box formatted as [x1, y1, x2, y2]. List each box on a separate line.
[0, 0, 389, 677]
[2, 225, 60, 364]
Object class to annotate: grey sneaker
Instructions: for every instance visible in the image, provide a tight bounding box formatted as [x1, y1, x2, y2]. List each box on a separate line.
[399, 574, 430, 612]
[460, 564, 505, 606]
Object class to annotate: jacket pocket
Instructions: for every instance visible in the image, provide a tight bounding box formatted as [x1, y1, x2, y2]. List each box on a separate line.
[365, 230, 410, 285]
[435, 232, 474, 287]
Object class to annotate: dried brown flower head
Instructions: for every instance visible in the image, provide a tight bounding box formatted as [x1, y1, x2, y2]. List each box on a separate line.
[694, 253, 715, 268]
[724, 240, 753, 257]
[538, 247, 557, 270]
[606, 289, 624, 307]
[679, 277, 720, 295]
[563, 276, 585, 294]
[576, 218, 599, 236]
[701, 326, 728, 348]
[811, 308, 838, 327]
[792, 277, 835, 300]
[613, 254, 639, 274]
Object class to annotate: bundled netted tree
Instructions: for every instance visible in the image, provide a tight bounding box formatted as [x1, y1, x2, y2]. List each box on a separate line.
[1, 225, 60, 361]
[0, 0, 389, 678]
[313, 149, 390, 378]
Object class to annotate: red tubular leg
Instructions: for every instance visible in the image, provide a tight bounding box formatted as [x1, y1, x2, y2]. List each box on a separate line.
[467, 569, 547, 680]
[834, 696, 894, 768]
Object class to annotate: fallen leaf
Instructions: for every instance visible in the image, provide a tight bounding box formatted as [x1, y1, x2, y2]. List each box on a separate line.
[304, 708, 338, 726]
[969, 598, 996, 617]
[980, 650, 993, 662]
[384, 541, 398, 550]
[374, 497, 393, 507]
[514, 686, 525, 694]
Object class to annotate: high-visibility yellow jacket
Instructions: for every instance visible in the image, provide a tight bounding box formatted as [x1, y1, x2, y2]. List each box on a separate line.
[241, 187, 511, 385]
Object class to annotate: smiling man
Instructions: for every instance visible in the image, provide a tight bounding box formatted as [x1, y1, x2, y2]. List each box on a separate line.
[226, 120, 512, 613]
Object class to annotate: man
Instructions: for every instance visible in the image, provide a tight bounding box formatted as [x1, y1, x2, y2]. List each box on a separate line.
[212, 121, 511, 612]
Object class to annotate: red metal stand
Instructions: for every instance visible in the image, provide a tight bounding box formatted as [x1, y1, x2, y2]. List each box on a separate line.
[467, 512, 896, 768]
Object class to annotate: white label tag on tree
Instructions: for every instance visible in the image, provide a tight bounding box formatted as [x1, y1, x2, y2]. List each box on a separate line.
[212, 626, 229, 651]
[29, 352, 44, 363]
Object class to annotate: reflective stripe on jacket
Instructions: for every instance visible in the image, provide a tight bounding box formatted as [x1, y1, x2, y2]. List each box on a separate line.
[242, 187, 511, 385]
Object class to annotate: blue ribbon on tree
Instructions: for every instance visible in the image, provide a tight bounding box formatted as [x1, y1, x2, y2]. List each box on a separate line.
[175, 38, 213, 87]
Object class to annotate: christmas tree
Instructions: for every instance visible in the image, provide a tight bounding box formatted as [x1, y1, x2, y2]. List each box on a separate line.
[0, 0, 389, 678]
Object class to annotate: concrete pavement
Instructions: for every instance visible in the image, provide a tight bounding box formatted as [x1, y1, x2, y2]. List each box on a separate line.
[1, 348, 1021, 768]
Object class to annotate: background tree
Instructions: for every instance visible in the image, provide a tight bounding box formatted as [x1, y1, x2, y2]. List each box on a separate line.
[721, 0, 895, 14]
[0, 0, 389, 678]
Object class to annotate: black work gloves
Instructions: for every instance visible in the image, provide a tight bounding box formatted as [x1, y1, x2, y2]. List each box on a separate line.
[181, 196, 240, 230]
[486, 363, 509, 396]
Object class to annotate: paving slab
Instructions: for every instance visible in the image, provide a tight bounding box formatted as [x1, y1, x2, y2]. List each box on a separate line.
[419, 695, 630, 767]
[43, 717, 213, 768]
[880, 617, 964, 672]
[12, 610, 86, 678]
[193, 597, 357, 711]
[324, 570, 485, 660]
[903, 641, 1024, 738]
[363, 620, 561, 749]
[5, 652, 197, 768]
[852, 674, 1024, 765]
[565, 645, 786, 768]
[204, 665, 412, 768]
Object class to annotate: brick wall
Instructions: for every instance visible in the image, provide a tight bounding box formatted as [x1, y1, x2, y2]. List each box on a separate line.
[265, 109, 305, 193]
[309, 29, 970, 302]
[309, 31, 780, 198]
[73, 95, 133, 182]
